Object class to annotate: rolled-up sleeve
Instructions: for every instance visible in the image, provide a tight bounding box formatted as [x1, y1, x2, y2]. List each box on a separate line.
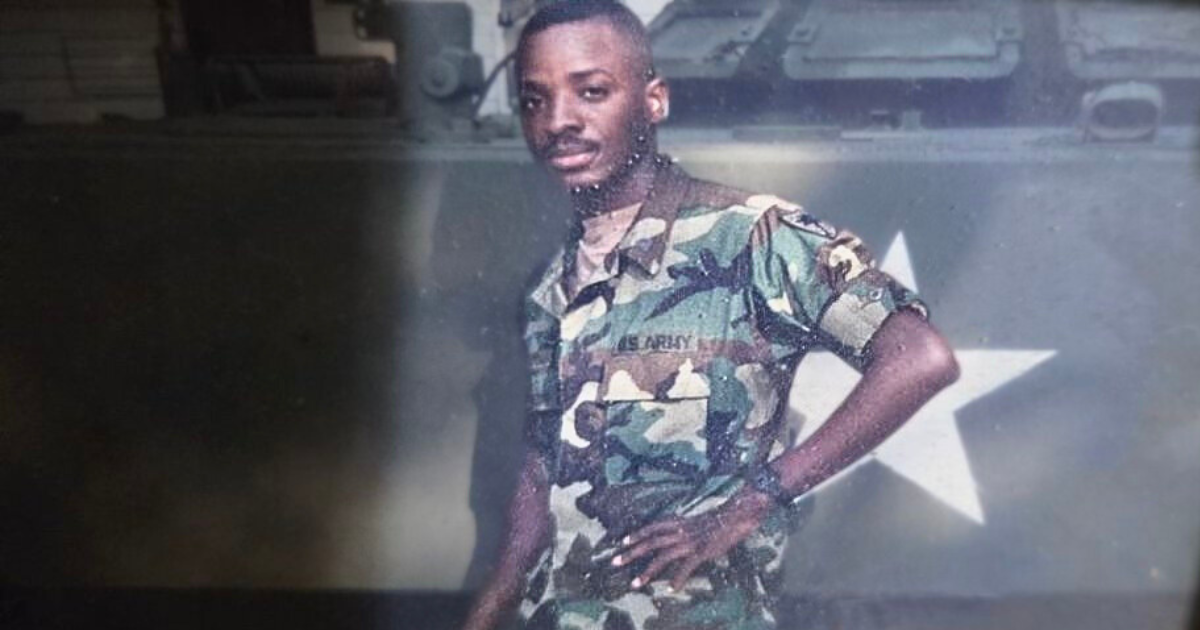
[749, 206, 926, 370]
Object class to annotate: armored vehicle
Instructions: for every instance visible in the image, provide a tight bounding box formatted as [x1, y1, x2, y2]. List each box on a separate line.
[2, 1, 1199, 628]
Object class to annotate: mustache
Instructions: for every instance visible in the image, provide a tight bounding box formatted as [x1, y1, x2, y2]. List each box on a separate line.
[539, 134, 599, 159]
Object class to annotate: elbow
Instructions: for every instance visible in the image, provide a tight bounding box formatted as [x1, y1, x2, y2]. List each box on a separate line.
[921, 332, 960, 390]
[869, 310, 959, 390]
[901, 314, 958, 390]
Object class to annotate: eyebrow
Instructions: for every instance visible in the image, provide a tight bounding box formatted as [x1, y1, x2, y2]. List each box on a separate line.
[568, 69, 616, 83]
[519, 78, 546, 92]
[520, 68, 618, 92]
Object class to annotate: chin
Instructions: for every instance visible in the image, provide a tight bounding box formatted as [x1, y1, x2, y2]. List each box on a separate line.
[558, 162, 627, 192]
[553, 168, 604, 191]
[559, 172, 602, 189]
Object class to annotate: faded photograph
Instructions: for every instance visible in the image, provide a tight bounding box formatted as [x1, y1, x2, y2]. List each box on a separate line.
[1, 1, 1199, 629]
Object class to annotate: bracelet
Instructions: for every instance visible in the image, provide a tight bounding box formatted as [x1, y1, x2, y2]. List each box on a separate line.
[744, 465, 794, 508]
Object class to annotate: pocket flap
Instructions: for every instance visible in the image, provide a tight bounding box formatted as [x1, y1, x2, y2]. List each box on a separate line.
[600, 354, 710, 401]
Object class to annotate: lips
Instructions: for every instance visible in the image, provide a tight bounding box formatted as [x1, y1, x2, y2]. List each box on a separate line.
[549, 149, 597, 171]
[544, 140, 599, 172]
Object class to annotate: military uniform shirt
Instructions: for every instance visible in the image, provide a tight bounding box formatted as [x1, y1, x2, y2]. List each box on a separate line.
[518, 160, 924, 630]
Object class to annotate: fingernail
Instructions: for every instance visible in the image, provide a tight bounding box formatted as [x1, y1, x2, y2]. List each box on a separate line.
[611, 555, 622, 567]
[631, 578, 642, 589]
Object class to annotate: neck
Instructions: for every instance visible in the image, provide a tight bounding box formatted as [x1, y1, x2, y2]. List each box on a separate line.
[570, 150, 661, 217]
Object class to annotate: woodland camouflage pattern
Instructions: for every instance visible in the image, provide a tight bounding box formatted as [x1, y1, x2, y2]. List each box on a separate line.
[519, 160, 924, 629]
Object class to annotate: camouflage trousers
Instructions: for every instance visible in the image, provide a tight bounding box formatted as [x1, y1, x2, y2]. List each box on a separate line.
[515, 483, 810, 630]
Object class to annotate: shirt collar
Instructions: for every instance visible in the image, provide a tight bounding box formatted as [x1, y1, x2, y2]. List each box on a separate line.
[613, 159, 692, 277]
[537, 158, 693, 316]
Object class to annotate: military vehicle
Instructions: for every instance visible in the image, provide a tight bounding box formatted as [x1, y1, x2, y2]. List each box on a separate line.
[2, 1, 1198, 628]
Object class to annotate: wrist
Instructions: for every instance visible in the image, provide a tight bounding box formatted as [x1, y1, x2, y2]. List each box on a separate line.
[742, 464, 796, 509]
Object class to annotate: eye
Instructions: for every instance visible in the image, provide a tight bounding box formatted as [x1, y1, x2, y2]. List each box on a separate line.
[519, 94, 544, 112]
[581, 85, 610, 102]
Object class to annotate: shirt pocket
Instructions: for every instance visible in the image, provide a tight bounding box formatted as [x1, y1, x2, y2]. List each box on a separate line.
[598, 352, 712, 484]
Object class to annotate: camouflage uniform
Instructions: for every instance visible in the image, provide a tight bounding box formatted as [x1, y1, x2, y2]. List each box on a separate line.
[519, 160, 924, 629]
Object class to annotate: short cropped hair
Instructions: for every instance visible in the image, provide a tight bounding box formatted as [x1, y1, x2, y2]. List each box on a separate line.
[516, 0, 655, 81]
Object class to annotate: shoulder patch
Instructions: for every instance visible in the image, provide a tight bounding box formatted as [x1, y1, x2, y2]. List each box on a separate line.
[744, 194, 837, 238]
[777, 207, 837, 239]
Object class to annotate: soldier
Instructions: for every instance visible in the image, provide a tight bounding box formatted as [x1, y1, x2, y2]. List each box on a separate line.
[463, 2, 960, 628]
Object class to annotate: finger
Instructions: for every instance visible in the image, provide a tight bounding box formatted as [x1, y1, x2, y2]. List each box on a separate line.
[613, 532, 683, 566]
[622, 519, 684, 547]
[631, 546, 691, 590]
[670, 556, 705, 592]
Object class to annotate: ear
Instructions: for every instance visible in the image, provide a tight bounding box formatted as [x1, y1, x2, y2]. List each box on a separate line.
[645, 77, 670, 125]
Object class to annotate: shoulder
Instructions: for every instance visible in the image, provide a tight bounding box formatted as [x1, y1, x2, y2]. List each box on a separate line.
[665, 171, 841, 259]
[742, 198, 878, 292]
[678, 175, 753, 211]
[741, 194, 838, 243]
[673, 167, 832, 237]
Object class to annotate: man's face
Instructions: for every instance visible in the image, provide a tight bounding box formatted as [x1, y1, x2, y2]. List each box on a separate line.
[518, 20, 665, 192]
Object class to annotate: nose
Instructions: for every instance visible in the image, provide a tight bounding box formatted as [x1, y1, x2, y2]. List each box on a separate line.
[548, 93, 583, 135]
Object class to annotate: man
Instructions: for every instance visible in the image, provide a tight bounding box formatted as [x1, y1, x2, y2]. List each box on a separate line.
[463, 2, 959, 628]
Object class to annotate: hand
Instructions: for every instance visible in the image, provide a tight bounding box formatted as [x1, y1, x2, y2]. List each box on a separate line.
[610, 489, 773, 592]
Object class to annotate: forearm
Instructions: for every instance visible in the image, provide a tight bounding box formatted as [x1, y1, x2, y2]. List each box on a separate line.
[773, 310, 959, 499]
[462, 448, 552, 630]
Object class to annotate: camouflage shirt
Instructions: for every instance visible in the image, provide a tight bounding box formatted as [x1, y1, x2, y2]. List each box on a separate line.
[519, 160, 923, 630]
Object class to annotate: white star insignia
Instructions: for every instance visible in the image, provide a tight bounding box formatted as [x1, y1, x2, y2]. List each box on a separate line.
[787, 233, 1055, 524]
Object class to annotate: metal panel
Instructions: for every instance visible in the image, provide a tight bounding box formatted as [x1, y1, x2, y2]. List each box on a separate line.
[0, 7, 157, 34]
[0, 5, 162, 120]
[0, 55, 69, 81]
[66, 37, 160, 97]
[0, 79, 75, 101]
[2, 128, 1199, 603]
[1056, 0, 1200, 81]
[648, 0, 785, 80]
[0, 33, 63, 55]
[782, 0, 1022, 80]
